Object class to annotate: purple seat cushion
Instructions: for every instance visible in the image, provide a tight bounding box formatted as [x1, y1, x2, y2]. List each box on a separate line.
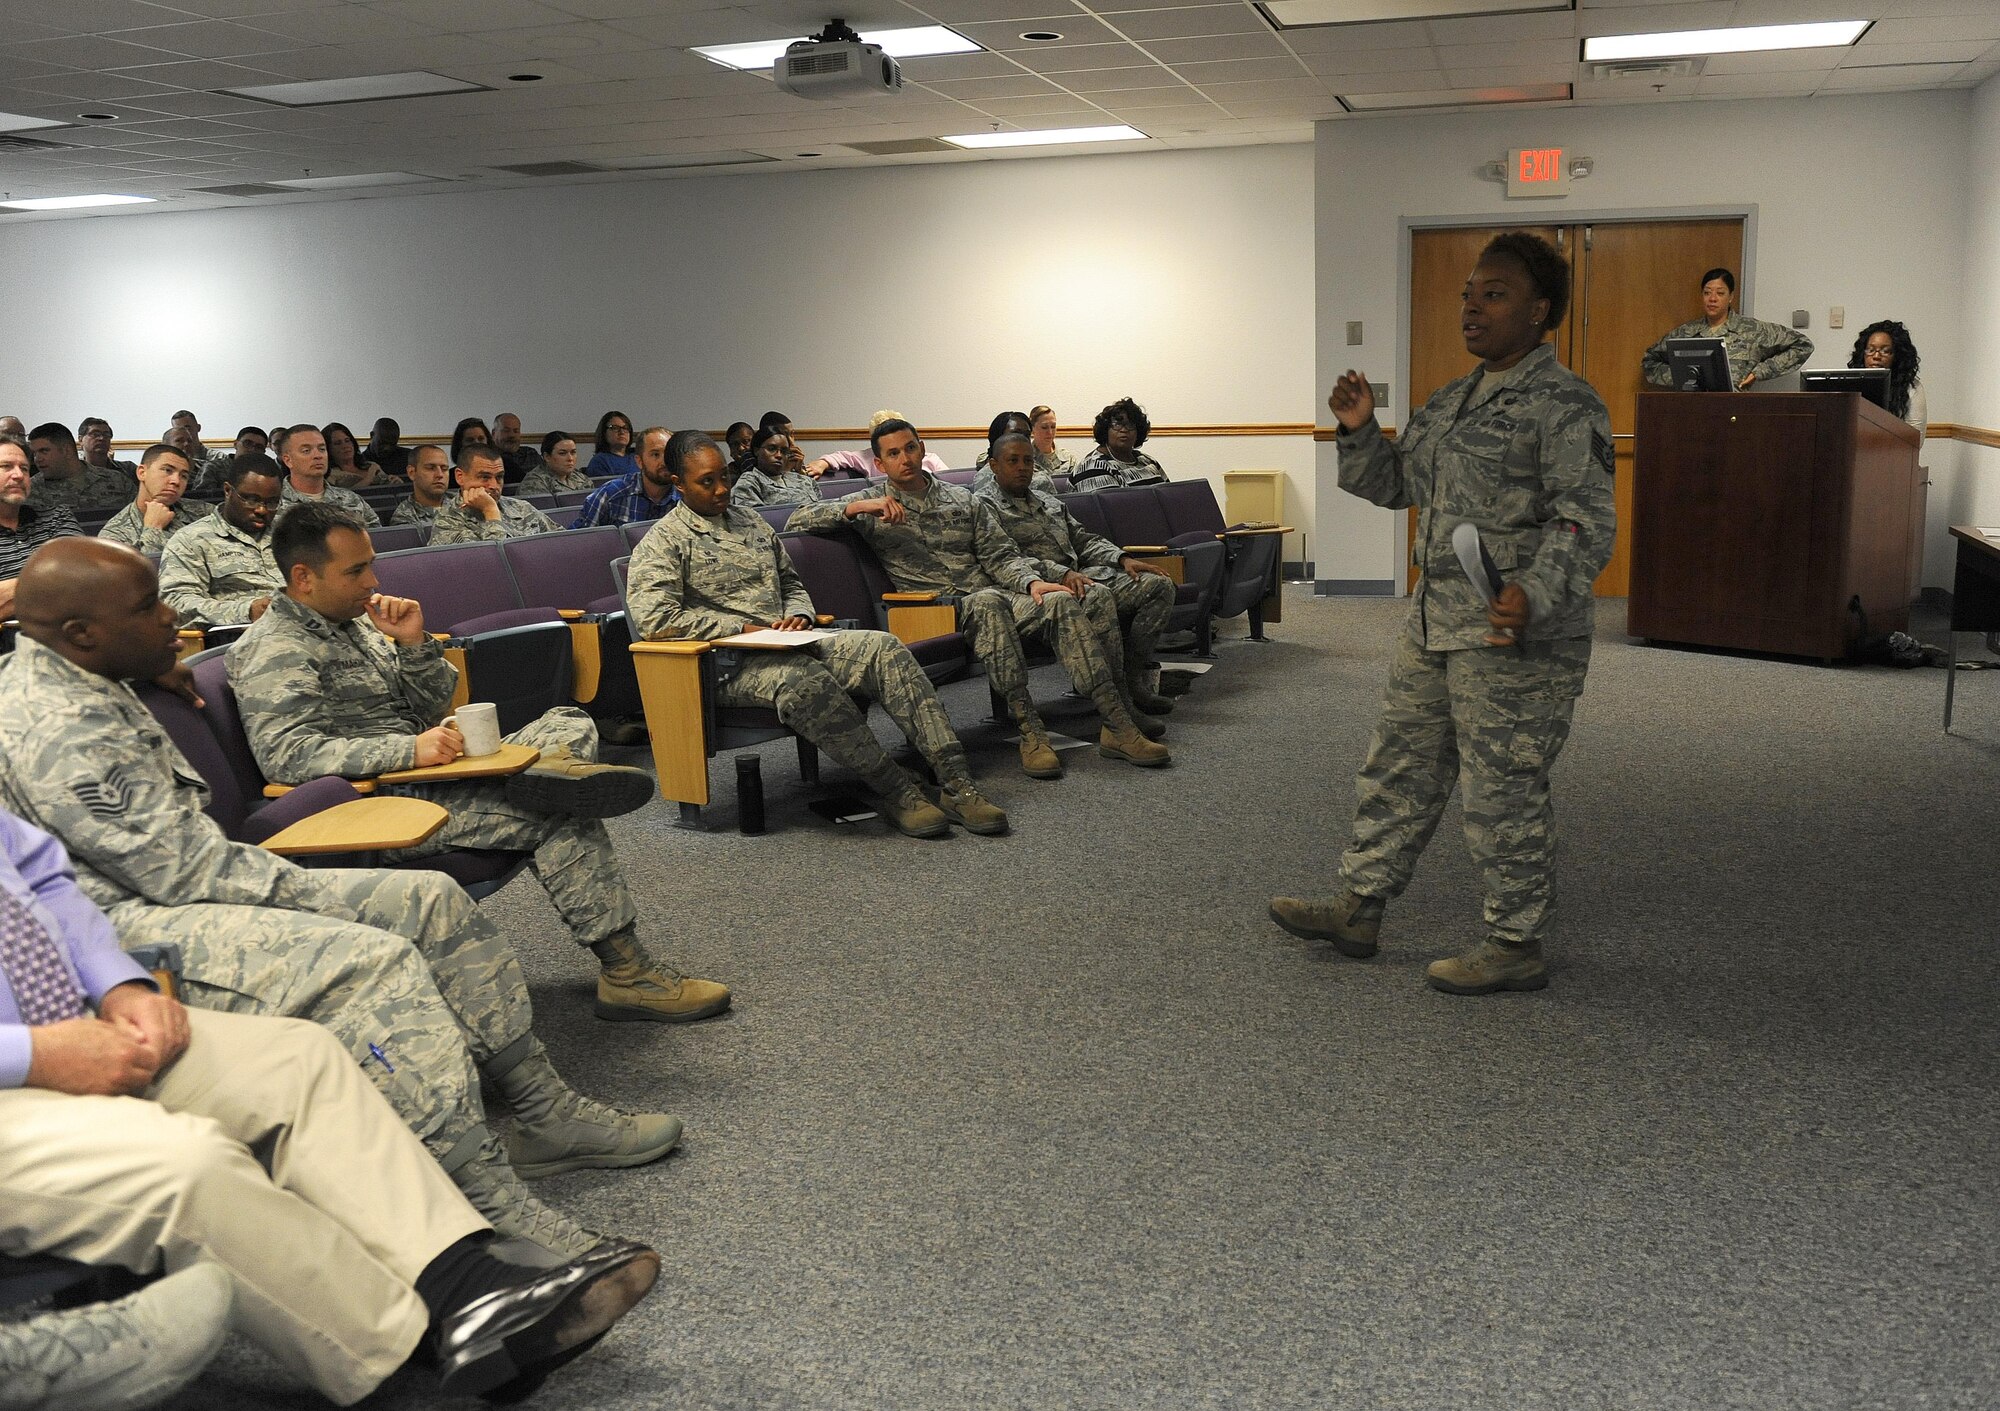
[239, 776, 368, 845]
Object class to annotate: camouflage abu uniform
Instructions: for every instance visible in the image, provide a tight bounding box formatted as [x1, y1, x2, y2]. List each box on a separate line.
[1640, 311, 1812, 388]
[156, 513, 282, 627]
[26, 465, 132, 516]
[0, 637, 531, 1176]
[785, 472, 1132, 729]
[427, 492, 559, 545]
[97, 497, 214, 557]
[228, 594, 641, 952]
[627, 502, 979, 797]
[388, 495, 441, 526]
[519, 464, 594, 496]
[729, 466, 820, 511]
[280, 480, 380, 527]
[974, 477, 1175, 697]
[1335, 341, 1614, 948]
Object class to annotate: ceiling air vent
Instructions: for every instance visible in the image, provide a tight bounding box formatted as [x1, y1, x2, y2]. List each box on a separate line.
[492, 161, 605, 177]
[844, 138, 956, 155]
[1584, 57, 1703, 81]
[192, 183, 294, 196]
[0, 134, 75, 152]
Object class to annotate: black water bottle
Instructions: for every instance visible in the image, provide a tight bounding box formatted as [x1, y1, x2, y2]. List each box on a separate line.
[735, 755, 765, 835]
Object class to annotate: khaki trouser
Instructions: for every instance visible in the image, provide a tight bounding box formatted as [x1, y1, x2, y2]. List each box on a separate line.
[0, 1010, 486, 1405]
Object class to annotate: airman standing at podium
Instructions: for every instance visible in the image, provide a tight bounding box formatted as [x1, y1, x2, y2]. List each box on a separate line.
[1270, 232, 1614, 996]
[1641, 267, 1811, 390]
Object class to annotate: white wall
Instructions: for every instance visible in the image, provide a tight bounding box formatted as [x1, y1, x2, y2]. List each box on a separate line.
[0, 142, 1319, 563]
[1312, 91, 1975, 591]
[1941, 73, 2000, 545]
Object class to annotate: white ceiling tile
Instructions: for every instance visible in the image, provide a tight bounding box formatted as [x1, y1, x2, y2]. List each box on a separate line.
[1172, 55, 1313, 82]
[886, 0, 1086, 22]
[1424, 9, 1579, 42]
[1692, 71, 1823, 93]
[1441, 62, 1574, 84]
[1329, 68, 1447, 92]
[1879, 0, 2000, 15]
[964, 94, 1108, 114]
[1011, 41, 1158, 71]
[915, 73, 1068, 97]
[1860, 15, 2000, 42]
[1200, 74, 1332, 97]
[108, 58, 298, 89]
[1820, 60, 1968, 84]
[1085, 83, 1214, 105]
[1721, 0, 1891, 22]
[231, 7, 443, 45]
[114, 90, 273, 117]
[367, 0, 582, 31]
[13, 72, 188, 102]
[897, 52, 1033, 79]
[1841, 39, 1993, 63]
[1434, 37, 1576, 66]
[950, 15, 1124, 49]
[0, 0, 186, 33]
[602, 9, 790, 47]
[108, 20, 311, 59]
[1, 34, 186, 70]
[555, 48, 724, 80]
[1144, 30, 1292, 61]
[1278, 19, 1433, 51]
[1700, 48, 1841, 72]
[1300, 46, 1440, 74]
[1575, 3, 1735, 36]
[538, 0, 690, 16]
[1058, 65, 1193, 89]
[1104, 6, 1275, 40]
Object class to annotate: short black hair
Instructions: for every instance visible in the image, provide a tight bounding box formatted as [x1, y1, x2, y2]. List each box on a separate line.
[868, 418, 917, 456]
[271, 500, 368, 579]
[456, 441, 503, 473]
[986, 410, 1030, 445]
[235, 425, 266, 443]
[1481, 232, 1572, 327]
[138, 443, 188, 470]
[540, 429, 573, 457]
[664, 429, 723, 480]
[758, 411, 791, 433]
[726, 421, 753, 440]
[1092, 398, 1150, 449]
[1700, 267, 1736, 294]
[77, 417, 109, 437]
[449, 417, 490, 463]
[224, 452, 283, 489]
[27, 422, 74, 448]
[990, 431, 1033, 460]
[749, 425, 790, 458]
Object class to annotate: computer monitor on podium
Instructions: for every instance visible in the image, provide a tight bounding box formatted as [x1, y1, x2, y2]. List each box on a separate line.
[1799, 367, 1891, 410]
[1663, 337, 1732, 392]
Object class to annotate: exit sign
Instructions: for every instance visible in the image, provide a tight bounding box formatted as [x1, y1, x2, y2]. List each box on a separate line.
[1507, 146, 1571, 198]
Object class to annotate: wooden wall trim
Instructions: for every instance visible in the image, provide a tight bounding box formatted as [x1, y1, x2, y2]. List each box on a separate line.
[103, 420, 2000, 452]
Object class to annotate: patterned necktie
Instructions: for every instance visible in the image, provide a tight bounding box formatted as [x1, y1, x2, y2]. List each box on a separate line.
[0, 887, 89, 1026]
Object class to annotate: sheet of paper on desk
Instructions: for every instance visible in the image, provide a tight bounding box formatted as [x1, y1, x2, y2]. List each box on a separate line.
[1979, 528, 2000, 541]
[715, 628, 835, 648]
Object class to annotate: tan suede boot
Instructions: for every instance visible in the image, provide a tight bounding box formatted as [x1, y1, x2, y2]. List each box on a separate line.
[938, 780, 1009, 835]
[1268, 892, 1382, 959]
[881, 787, 950, 839]
[1426, 940, 1547, 995]
[591, 932, 731, 1023]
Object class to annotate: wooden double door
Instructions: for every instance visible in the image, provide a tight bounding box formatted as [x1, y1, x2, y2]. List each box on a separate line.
[1404, 217, 1745, 595]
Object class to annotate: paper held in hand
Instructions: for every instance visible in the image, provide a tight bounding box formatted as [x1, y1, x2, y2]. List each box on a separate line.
[716, 628, 835, 649]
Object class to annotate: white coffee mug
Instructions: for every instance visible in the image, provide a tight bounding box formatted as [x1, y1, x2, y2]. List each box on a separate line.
[443, 702, 502, 758]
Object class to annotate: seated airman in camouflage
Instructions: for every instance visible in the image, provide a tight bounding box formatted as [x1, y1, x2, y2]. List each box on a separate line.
[390, 442, 451, 525]
[97, 442, 214, 556]
[0, 538, 680, 1260]
[274, 423, 380, 527]
[728, 428, 820, 511]
[230, 501, 731, 1025]
[25, 423, 131, 515]
[156, 453, 286, 628]
[786, 417, 1169, 778]
[628, 431, 1008, 838]
[975, 432, 1179, 720]
[428, 443, 560, 545]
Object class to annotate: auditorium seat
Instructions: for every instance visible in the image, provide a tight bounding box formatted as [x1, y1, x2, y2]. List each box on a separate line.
[369, 523, 427, 553]
[1156, 480, 1283, 641]
[499, 527, 641, 720]
[781, 530, 973, 686]
[613, 556, 821, 830]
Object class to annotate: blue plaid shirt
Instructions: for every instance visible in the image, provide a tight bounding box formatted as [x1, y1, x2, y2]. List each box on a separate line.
[574, 470, 677, 529]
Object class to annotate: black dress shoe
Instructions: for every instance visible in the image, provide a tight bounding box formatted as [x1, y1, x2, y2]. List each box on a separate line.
[435, 1238, 660, 1399]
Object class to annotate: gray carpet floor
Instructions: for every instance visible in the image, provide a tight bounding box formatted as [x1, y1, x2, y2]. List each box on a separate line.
[174, 592, 2000, 1409]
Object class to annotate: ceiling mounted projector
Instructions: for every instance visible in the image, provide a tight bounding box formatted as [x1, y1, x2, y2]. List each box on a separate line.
[775, 19, 902, 100]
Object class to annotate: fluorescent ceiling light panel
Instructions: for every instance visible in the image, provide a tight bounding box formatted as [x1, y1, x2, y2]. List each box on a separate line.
[1264, 0, 1569, 27]
[695, 26, 979, 71]
[1583, 21, 1870, 63]
[272, 171, 435, 190]
[0, 112, 70, 134]
[1340, 83, 1570, 110]
[220, 72, 484, 108]
[0, 194, 155, 210]
[943, 124, 1147, 149]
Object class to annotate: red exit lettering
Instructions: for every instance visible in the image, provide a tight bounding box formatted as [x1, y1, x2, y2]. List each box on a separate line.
[1517, 147, 1562, 183]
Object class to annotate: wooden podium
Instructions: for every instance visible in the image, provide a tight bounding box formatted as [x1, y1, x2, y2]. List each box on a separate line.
[1628, 391, 1921, 661]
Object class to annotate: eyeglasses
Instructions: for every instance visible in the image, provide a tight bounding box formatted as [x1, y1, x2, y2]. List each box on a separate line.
[230, 490, 283, 508]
